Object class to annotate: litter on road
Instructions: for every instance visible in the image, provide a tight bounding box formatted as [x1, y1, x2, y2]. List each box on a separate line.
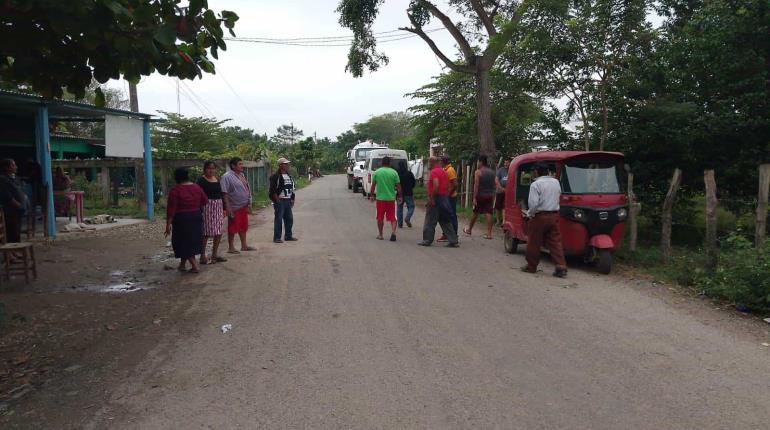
[220, 324, 232, 334]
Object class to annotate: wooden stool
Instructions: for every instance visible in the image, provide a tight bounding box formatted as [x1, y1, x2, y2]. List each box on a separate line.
[0, 209, 37, 283]
[2, 243, 37, 283]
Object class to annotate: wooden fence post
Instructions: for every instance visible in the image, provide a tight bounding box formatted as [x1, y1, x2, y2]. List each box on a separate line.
[99, 167, 111, 206]
[661, 168, 682, 261]
[704, 170, 718, 268]
[756, 164, 770, 247]
[627, 172, 639, 252]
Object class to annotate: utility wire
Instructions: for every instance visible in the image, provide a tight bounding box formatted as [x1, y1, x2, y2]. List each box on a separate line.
[217, 69, 261, 127]
[173, 81, 210, 117]
[231, 27, 440, 42]
[179, 80, 221, 118]
[226, 28, 446, 47]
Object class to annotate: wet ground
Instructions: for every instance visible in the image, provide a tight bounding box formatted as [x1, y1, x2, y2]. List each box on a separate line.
[0, 221, 197, 423]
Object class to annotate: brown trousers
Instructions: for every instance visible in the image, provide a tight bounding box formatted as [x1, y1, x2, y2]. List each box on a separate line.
[525, 212, 567, 270]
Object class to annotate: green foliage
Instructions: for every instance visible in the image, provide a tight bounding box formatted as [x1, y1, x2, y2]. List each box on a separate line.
[694, 234, 770, 311]
[152, 112, 267, 159]
[409, 69, 541, 160]
[0, 0, 239, 101]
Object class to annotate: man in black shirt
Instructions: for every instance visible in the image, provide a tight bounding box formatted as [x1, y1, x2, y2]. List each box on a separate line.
[0, 158, 25, 243]
[268, 158, 297, 243]
[396, 164, 416, 228]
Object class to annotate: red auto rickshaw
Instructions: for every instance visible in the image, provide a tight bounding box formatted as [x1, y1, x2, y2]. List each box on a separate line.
[501, 151, 628, 274]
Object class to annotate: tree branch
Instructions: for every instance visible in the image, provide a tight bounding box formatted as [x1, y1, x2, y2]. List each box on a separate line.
[470, 0, 497, 37]
[481, 0, 532, 64]
[416, 0, 475, 61]
[401, 24, 474, 74]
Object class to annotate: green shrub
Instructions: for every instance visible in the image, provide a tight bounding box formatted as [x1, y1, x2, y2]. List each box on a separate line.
[692, 199, 737, 238]
[695, 234, 770, 311]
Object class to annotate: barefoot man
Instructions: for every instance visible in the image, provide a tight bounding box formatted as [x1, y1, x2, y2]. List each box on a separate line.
[221, 157, 255, 254]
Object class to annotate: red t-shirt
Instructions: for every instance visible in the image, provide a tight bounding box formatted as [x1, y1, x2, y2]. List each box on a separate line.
[428, 167, 449, 196]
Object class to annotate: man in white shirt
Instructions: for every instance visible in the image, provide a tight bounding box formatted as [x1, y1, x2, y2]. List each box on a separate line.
[522, 163, 567, 278]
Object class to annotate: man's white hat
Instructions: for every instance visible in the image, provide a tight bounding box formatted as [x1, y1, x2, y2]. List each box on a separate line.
[277, 157, 291, 165]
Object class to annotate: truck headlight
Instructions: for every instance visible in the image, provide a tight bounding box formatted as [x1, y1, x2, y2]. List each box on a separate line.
[617, 208, 627, 220]
[573, 208, 585, 221]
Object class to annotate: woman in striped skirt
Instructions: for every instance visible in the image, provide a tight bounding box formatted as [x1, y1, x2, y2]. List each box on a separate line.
[197, 161, 229, 265]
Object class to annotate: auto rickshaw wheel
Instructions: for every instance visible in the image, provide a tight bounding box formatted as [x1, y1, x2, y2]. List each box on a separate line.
[504, 230, 518, 254]
[597, 249, 612, 274]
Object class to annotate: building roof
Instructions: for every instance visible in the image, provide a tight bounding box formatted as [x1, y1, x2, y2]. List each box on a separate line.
[0, 89, 152, 120]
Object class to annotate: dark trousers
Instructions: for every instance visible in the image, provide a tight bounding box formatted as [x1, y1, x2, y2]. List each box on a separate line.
[397, 196, 415, 227]
[273, 199, 294, 241]
[4, 209, 22, 243]
[423, 195, 458, 245]
[448, 196, 458, 234]
[525, 212, 567, 270]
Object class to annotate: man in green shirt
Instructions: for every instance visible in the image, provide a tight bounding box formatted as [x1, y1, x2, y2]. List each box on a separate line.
[368, 156, 402, 241]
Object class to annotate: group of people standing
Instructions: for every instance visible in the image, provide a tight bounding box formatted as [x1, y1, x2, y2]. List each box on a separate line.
[165, 157, 297, 273]
[367, 153, 567, 278]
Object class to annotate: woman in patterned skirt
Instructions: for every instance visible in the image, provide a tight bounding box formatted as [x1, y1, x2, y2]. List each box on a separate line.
[197, 160, 229, 264]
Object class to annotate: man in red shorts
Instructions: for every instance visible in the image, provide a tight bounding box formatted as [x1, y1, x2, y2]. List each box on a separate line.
[368, 156, 402, 241]
[221, 157, 255, 253]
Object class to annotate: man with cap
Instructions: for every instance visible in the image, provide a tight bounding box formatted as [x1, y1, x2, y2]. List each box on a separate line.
[269, 157, 297, 243]
[521, 162, 567, 278]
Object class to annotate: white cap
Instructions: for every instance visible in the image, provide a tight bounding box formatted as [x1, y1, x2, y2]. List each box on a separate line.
[277, 157, 291, 165]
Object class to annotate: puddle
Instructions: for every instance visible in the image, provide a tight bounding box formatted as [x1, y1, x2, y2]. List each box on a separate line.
[146, 252, 174, 263]
[102, 282, 143, 293]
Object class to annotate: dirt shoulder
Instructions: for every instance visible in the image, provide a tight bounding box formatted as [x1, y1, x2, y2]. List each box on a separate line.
[0, 221, 207, 427]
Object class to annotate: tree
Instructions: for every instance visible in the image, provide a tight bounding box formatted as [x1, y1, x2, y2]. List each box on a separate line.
[353, 112, 415, 146]
[409, 68, 541, 160]
[152, 112, 230, 158]
[511, 0, 652, 150]
[270, 124, 304, 147]
[337, 0, 541, 156]
[0, 0, 238, 102]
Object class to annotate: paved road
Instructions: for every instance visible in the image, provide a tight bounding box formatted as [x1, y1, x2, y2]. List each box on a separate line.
[93, 175, 770, 429]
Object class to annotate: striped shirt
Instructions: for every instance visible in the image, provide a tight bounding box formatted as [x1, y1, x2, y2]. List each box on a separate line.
[220, 171, 251, 210]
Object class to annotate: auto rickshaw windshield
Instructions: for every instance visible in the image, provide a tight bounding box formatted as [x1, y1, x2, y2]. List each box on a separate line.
[560, 159, 625, 194]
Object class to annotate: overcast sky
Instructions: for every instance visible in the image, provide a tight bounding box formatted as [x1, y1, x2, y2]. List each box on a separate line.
[108, 0, 458, 140]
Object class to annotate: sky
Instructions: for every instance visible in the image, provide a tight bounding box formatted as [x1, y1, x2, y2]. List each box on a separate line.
[108, 0, 459, 140]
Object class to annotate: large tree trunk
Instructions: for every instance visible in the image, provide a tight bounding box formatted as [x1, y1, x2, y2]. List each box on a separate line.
[475, 68, 496, 157]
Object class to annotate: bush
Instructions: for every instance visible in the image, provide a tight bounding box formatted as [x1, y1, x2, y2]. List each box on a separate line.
[694, 234, 770, 311]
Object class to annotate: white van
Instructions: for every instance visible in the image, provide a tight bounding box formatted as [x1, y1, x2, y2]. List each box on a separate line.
[361, 149, 409, 197]
[347, 140, 387, 192]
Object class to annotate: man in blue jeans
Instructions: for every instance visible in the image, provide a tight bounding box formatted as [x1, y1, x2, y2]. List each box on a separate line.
[269, 158, 297, 243]
[396, 163, 416, 228]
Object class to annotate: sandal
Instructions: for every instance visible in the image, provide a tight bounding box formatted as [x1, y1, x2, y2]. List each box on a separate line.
[376, 236, 384, 240]
[483, 235, 493, 240]
[463, 227, 472, 235]
[227, 250, 240, 254]
[241, 246, 257, 251]
[214, 256, 228, 262]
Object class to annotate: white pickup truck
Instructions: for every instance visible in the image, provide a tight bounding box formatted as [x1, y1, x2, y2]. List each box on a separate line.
[361, 149, 410, 197]
[347, 140, 387, 192]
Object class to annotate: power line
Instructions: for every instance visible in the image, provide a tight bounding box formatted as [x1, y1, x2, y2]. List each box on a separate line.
[179, 80, 221, 118]
[172, 80, 209, 117]
[217, 69, 261, 127]
[231, 27, 439, 42]
[225, 28, 446, 47]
